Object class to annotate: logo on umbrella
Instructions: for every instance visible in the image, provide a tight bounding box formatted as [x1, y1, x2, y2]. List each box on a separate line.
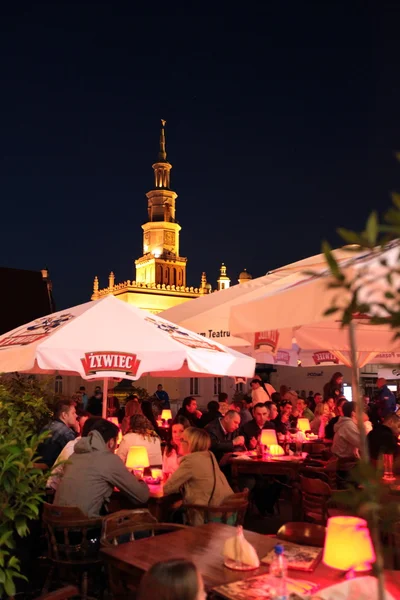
[312, 351, 339, 365]
[0, 314, 74, 348]
[81, 352, 141, 377]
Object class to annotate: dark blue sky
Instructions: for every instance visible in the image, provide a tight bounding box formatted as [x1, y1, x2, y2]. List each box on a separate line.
[1, 2, 399, 309]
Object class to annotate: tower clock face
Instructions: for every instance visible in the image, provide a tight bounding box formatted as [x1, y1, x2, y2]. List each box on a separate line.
[165, 231, 175, 245]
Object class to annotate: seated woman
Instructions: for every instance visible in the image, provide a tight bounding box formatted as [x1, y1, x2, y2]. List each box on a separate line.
[162, 416, 190, 478]
[121, 396, 142, 434]
[137, 559, 205, 600]
[310, 403, 329, 437]
[117, 414, 162, 466]
[163, 427, 233, 526]
[325, 397, 346, 439]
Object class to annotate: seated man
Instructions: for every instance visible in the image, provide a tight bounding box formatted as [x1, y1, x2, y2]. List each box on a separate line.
[38, 399, 79, 467]
[205, 410, 245, 463]
[241, 403, 276, 449]
[297, 398, 315, 423]
[229, 399, 253, 426]
[367, 413, 400, 461]
[332, 401, 361, 460]
[54, 418, 149, 517]
[273, 401, 292, 435]
[199, 400, 222, 428]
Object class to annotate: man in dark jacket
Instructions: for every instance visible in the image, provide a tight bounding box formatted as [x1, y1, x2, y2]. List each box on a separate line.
[367, 413, 400, 461]
[38, 399, 79, 467]
[375, 378, 396, 420]
[240, 403, 276, 448]
[205, 410, 245, 463]
[199, 400, 222, 428]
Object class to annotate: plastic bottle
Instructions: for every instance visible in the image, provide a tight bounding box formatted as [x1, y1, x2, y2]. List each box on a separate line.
[269, 544, 288, 600]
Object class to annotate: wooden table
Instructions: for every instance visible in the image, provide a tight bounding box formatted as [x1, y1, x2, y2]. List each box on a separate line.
[109, 484, 181, 522]
[101, 522, 400, 597]
[230, 456, 305, 520]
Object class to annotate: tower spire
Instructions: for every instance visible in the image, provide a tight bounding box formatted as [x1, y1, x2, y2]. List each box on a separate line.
[159, 119, 167, 161]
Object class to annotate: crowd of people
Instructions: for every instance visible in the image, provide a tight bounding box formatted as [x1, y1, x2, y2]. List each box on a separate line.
[37, 370, 400, 528]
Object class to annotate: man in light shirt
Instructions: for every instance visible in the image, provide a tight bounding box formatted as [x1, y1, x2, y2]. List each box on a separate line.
[250, 378, 276, 406]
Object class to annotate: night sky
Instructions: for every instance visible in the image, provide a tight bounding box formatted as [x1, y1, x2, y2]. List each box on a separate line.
[1, 2, 400, 309]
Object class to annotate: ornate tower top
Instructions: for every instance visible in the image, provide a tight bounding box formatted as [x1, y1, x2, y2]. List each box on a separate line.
[158, 119, 167, 162]
[152, 120, 172, 190]
[217, 263, 231, 291]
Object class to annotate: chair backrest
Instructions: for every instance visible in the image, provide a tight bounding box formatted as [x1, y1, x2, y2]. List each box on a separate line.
[34, 585, 79, 600]
[300, 476, 332, 525]
[42, 503, 103, 564]
[277, 522, 326, 547]
[101, 521, 187, 547]
[183, 488, 249, 526]
[101, 509, 158, 545]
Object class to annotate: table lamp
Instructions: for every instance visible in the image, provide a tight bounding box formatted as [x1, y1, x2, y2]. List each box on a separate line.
[323, 516, 375, 578]
[161, 409, 172, 422]
[297, 418, 311, 433]
[260, 430, 278, 456]
[125, 446, 150, 477]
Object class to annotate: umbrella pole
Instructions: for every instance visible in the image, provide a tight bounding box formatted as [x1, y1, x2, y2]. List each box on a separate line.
[102, 378, 109, 418]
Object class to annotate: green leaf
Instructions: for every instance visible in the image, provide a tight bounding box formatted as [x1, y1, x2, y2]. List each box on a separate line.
[4, 572, 16, 597]
[337, 228, 363, 246]
[365, 211, 378, 246]
[322, 241, 341, 278]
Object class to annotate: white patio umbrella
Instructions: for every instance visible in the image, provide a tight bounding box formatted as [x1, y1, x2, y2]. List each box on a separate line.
[229, 241, 400, 368]
[161, 247, 370, 349]
[0, 295, 255, 417]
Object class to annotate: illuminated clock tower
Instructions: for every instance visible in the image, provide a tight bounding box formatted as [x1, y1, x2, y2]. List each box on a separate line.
[135, 120, 187, 288]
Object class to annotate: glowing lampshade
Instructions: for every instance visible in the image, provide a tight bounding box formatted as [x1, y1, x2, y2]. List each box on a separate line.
[107, 417, 119, 427]
[260, 430, 278, 446]
[161, 409, 172, 421]
[323, 516, 375, 573]
[297, 418, 311, 433]
[269, 444, 285, 456]
[126, 446, 150, 470]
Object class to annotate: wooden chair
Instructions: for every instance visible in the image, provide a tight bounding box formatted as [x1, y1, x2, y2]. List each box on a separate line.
[34, 585, 79, 600]
[100, 508, 184, 547]
[41, 503, 103, 600]
[300, 476, 334, 525]
[183, 489, 249, 526]
[277, 522, 326, 547]
[300, 457, 339, 489]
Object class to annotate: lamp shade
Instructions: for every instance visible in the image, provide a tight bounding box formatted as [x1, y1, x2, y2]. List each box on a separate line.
[125, 446, 150, 469]
[323, 516, 375, 572]
[260, 430, 278, 446]
[297, 418, 311, 433]
[161, 409, 172, 421]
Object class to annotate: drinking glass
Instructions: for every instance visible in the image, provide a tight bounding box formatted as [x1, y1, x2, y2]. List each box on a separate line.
[383, 454, 395, 481]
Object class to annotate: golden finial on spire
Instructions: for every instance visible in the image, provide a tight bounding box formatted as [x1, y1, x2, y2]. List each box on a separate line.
[93, 276, 99, 295]
[161, 119, 166, 127]
[159, 119, 167, 161]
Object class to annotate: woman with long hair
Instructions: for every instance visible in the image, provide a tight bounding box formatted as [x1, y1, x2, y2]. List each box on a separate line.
[141, 399, 161, 434]
[163, 427, 233, 525]
[120, 396, 142, 434]
[162, 416, 190, 478]
[137, 559, 205, 600]
[117, 414, 162, 466]
[323, 371, 343, 401]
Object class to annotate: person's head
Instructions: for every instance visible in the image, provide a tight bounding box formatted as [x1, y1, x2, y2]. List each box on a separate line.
[125, 399, 142, 419]
[265, 401, 278, 420]
[342, 401, 356, 421]
[90, 418, 119, 452]
[229, 399, 245, 413]
[281, 401, 292, 416]
[280, 385, 289, 397]
[331, 372, 343, 386]
[384, 413, 400, 437]
[222, 410, 241, 433]
[253, 403, 269, 427]
[250, 379, 261, 390]
[157, 384, 164, 391]
[271, 392, 281, 405]
[79, 386, 86, 392]
[207, 400, 220, 413]
[181, 427, 210, 455]
[95, 386, 102, 393]
[244, 395, 253, 406]
[137, 559, 205, 600]
[81, 416, 102, 437]
[129, 414, 155, 435]
[218, 392, 228, 404]
[376, 377, 387, 389]
[297, 398, 306, 415]
[335, 397, 346, 416]
[182, 397, 197, 413]
[314, 393, 322, 404]
[54, 399, 77, 428]
[325, 397, 335, 411]
[171, 416, 190, 446]
[314, 403, 325, 418]
[77, 410, 91, 434]
[308, 390, 313, 397]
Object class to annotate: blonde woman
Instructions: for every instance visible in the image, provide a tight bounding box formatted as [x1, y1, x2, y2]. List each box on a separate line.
[310, 403, 329, 437]
[163, 427, 233, 525]
[117, 414, 162, 466]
